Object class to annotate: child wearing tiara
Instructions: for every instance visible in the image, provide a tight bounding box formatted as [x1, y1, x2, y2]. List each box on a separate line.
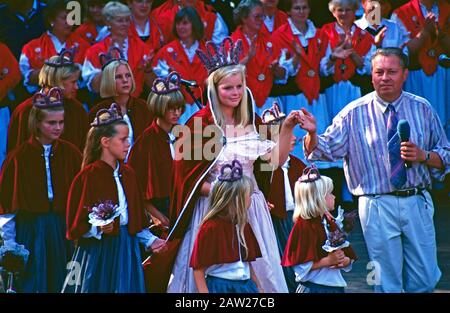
[190, 160, 263, 293]
[0, 87, 82, 292]
[128, 72, 185, 230]
[62, 103, 166, 293]
[281, 165, 357, 293]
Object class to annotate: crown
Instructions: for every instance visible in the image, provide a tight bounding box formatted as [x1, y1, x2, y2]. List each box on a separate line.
[99, 46, 126, 70]
[32, 87, 64, 109]
[91, 103, 123, 127]
[196, 37, 242, 74]
[262, 102, 286, 125]
[298, 164, 321, 183]
[151, 71, 181, 95]
[218, 160, 243, 182]
[44, 47, 76, 67]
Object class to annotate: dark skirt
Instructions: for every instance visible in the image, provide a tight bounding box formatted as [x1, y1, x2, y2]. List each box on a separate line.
[206, 275, 259, 293]
[296, 281, 345, 293]
[61, 226, 145, 293]
[15, 211, 72, 293]
[272, 210, 297, 293]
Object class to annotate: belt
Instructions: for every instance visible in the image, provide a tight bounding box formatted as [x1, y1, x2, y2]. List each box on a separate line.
[367, 187, 426, 198]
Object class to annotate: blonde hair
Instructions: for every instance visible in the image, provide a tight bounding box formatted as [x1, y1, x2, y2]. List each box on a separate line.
[28, 106, 65, 138]
[100, 60, 136, 98]
[38, 56, 81, 88]
[82, 117, 128, 168]
[201, 173, 254, 258]
[207, 64, 250, 128]
[147, 82, 186, 118]
[102, 1, 131, 22]
[328, 0, 359, 12]
[293, 175, 334, 222]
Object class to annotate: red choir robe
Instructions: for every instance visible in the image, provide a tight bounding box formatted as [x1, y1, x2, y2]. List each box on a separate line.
[66, 159, 150, 240]
[272, 23, 328, 104]
[394, 0, 449, 75]
[0, 137, 82, 216]
[143, 97, 271, 292]
[152, 0, 218, 44]
[21, 32, 89, 70]
[73, 21, 101, 46]
[261, 9, 288, 35]
[0, 43, 21, 101]
[152, 39, 208, 101]
[7, 97, 89, 152]
[267, 155, 305, 220]
[190, 218, 262, 269]
[231, 27, 276, 107]
[127, 120, 173, 202]
[84, 36, 153, 98]
[88, 97, 153, 141]
[281, 215, 357, 267]
[129, 15, 166, 53]
[319, 23, 374, 83]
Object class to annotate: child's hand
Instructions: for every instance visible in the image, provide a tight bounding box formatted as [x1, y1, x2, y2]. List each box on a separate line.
[150, 238, 167, 253]
[99, 222, 114, 234]
[330, 257, 351, 269]
[327, 249, 345, 266]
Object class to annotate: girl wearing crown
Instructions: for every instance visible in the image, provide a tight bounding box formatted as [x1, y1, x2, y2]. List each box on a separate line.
[8, 51, 89, 153]
[152, 7, 208, 125]
[128, 72, 186, 233]
[19, 0, 89, 94]
[0, 87, 82, 292]
[190, 160, 263, 293]
[281, 166, 357, 293]
[63, 103, 166, 293]
[143, 37, 302, 293]
[88, 57, 154, 159]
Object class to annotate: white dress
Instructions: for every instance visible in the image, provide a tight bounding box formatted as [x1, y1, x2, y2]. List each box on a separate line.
[167, 130, 289, 293]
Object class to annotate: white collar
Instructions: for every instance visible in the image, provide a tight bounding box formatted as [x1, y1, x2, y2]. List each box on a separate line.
[288, 18, 316, 39]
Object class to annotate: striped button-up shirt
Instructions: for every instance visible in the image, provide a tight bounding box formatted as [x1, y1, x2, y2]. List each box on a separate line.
[306, 91, 449, 196]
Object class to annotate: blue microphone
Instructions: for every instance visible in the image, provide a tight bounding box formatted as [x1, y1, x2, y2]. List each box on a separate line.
[397, 119, 411, 168]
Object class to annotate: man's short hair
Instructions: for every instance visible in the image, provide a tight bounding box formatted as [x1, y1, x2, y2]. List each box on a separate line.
[371, 47, 409, 69]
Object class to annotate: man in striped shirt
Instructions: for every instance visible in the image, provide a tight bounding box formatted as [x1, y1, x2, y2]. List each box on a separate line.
[299, 48, 449, 293]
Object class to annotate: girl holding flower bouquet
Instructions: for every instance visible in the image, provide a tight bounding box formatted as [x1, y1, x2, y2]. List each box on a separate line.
[0, 87, 82, 292]
[281, 165, 357, 293]
[63, 103, 166, 293]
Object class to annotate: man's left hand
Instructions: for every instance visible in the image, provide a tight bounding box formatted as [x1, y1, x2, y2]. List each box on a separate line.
[400, 141, 425, 163]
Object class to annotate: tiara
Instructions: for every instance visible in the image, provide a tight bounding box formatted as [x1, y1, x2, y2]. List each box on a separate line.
[151, 71, 181, 95]
[44, 47, 76, 67]
[298, 164, 321, 183]
[32, 87, 64, 109]
[218, 160, 243, 182]
[262, 102, 286, 125]
[91, 103, 123, 127]
[99, 46, 126, 70]
[196, 37, 242, 74]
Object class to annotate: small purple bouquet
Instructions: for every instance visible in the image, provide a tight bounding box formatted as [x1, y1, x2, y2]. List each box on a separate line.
[88, 200, 120, 227]
[322, 206, 357, 252]
[0, 242, 30, 293]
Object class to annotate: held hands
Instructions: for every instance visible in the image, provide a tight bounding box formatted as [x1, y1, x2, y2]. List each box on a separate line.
[283, 110, 303, 129]
[99, 221, 114, 234]
[297, 108, 317, 133]
[400, 141, 426, 163]
[327, 249, 350, 269]
[150, 238, 167, 253]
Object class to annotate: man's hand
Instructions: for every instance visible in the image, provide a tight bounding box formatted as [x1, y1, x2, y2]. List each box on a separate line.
[400, 141, 425, 163]
[298, 108, 317, 133]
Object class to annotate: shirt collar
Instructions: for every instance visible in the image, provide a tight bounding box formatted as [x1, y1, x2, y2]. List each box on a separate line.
[334, 22, 356, 35]
[355, 16, 386, 30]
[373, 91, 404, 113]
[288, 18, 316, 39]
[282, 156, 291, 169]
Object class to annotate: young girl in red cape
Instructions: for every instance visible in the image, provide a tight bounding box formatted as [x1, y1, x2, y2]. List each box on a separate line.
[190, 160, 263, 293]
[0, 87, 82, 292]
[62, 103, 166, 293]
[281, 165, 357, 293]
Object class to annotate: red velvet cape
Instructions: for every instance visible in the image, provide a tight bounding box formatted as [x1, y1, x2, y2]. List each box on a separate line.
[0, 137, 82, 215]
[66, 160, 150, 240]
[190, 218, 262, 269]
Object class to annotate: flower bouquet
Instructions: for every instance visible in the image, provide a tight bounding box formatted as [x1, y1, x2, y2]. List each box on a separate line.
[88, 200, 121, 236]
[322, 206, 357, 252]
[0, 242, 30, 293]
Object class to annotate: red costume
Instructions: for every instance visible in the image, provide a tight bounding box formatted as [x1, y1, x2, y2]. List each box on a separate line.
[261, 9, 288, 35]
[231, 27, 276, 107]
[273, 24, 328, 104]
[73, 21, 101, 46]
[0, 43, 21, 101]
[393, 0, 449, 75]
[319, 23, 374, 83]
[7, 97, 89, 152]
[0, 137, 82, 215]
[66, 160, 150, 240]
[128, 120, 173, 202]
[190, 218, 261, 269]
[88, 97, 153, 141]
[267, 155, 305, 220]
[83, 36, 153, 98]
[152, 40, 208, 101]
[129, 15, 166, 53]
